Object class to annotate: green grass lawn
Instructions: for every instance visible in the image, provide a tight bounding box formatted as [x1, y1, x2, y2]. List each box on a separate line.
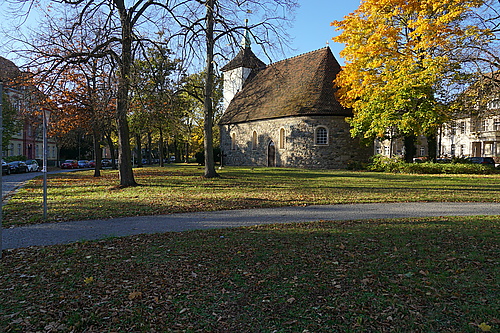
[1, 216, 498, 332]
[3, 165, 500, 226]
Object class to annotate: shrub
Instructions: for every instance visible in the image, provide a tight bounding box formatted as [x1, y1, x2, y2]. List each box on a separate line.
[4, 155, 26, 162]
[367, 155, 498, 174]
[366, 155, 406, 173]
[194, 148, 222, 166]
[346, 160, 366, 171]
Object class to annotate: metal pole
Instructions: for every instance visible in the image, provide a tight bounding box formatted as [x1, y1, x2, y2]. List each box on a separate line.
[1, 80, 3, 257]
[43, 109, 48, 219]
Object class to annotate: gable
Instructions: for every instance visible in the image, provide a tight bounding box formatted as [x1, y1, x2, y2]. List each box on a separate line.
[219, 47, 352, 125]
[0, 56, 22, 83]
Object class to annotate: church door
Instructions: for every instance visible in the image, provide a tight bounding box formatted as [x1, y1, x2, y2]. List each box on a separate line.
[268, 141, 276, 167]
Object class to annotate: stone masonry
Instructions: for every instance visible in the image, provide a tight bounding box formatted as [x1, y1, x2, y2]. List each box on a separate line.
[220, 115, 372, 169]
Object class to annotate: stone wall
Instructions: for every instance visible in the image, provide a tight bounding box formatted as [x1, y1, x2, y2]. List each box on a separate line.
[219, 115, 372, 169]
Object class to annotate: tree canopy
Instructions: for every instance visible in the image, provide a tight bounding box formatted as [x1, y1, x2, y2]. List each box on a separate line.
[332, 0, 486, 145]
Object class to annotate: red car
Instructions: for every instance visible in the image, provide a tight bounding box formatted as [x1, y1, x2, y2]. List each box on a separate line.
[61, 159, 78, 169]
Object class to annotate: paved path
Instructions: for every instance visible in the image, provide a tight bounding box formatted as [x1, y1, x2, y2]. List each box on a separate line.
[3, 201, 500, 249]
[2, 169, 83, 201]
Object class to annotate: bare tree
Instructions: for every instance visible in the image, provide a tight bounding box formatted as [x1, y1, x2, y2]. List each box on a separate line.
[4, 0, 296, 181]
[167, 0, 298, 178]
[459, 1, 500, 82]
[5, 0, 180, 187]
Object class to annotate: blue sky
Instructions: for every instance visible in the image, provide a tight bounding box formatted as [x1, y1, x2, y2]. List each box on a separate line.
[287, 0, 361, 64]
[0, 0, 362, 66]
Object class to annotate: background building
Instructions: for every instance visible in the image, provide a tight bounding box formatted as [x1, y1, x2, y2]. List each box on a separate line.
[0, 56, 58, 164]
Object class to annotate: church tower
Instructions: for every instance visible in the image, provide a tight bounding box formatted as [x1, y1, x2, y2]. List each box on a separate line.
[221, 24, 265, 112]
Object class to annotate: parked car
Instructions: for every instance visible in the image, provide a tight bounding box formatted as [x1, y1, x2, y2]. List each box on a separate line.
[88, 160, 96, 168]
[78, 160, 90, 168]
[61, 159, 78, 169]
[2, 160, 11, 175]
[101, 159, 112, 168]
[466, 157, 496, 166]
[8, 161, 28, 173]
[25, 159, 40, 172]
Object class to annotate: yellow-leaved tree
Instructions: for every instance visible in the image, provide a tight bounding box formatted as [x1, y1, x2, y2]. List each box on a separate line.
[332, 0, 486, 161]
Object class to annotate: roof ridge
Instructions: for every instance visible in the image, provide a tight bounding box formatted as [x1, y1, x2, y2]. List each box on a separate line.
[266, 47, 330, 68]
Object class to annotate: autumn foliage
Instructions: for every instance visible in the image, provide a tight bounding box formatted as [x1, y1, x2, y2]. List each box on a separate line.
[332, 0, 485, 141]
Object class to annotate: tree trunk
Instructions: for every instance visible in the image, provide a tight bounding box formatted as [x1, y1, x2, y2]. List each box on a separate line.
[427, 134, 437, 162]
[203, 0, 219, 178]
[159, 126, 164, 167]
[116, 0, 137, 187]
[93, 129, 102, 177]
[136, 133, 143, 167]
[403, 135, 417, 163]
[105, 132, 117, 170]
[147, 132, 153, 164]
[174, 137, 180, 163]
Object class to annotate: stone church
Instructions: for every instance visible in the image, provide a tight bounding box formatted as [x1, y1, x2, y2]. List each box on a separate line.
[218, 44, 372, 169]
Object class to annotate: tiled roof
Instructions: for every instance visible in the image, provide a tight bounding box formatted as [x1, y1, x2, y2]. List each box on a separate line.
[221, 46, 266, 72]
[0, 56, 21, 83]
[219, 47, 352, 125]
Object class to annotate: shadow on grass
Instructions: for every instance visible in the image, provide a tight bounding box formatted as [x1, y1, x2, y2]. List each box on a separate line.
[1, 216, 498, 332]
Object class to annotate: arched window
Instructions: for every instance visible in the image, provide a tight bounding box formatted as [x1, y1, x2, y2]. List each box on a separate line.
[231, 133, 236, 150]
[279, 128, 285, 149]
[252, 131, 257, 150]
[315, 126, 328, 145]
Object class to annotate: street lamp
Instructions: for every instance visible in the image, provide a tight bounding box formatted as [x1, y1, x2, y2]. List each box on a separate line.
[42, 108, 51, 220]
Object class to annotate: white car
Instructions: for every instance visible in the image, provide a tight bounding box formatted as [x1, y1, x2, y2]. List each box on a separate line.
[25, 159, 40, 172]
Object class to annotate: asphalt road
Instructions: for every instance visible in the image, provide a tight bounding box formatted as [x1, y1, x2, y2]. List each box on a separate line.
[3, 201, 500, 250]
[2, 171, 42, 200]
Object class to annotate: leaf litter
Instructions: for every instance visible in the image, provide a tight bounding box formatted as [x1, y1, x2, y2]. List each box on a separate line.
[0, 216, 498, 332]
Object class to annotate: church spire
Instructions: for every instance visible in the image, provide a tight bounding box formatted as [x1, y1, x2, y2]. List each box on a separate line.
[241, 19, 251, 49]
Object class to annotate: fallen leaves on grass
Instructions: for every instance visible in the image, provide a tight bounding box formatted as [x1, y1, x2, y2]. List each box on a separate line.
[1, 216, 498, 332]
[4, 166, 500, 226]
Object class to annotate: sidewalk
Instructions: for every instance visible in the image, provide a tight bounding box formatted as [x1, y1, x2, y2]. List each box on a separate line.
[3, 201, 500, 249]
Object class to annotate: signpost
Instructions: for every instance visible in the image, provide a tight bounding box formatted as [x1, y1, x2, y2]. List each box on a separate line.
[1, 80, 3, 257]
[42, 108, 51, 220]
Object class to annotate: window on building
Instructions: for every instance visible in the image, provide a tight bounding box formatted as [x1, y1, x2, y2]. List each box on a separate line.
[419, 147, 425, 156]
[231, 133, 236, 150]
[451, 144, 456, 156]
[482, 119, 489, 132]
[252, 131, 257, 150]
[449, 122, 456, 135]
[460, 121, 466, 134]
[460, 144, 465, 156]
[470, 119, 477, 132]
[315, 126, 328, 145]
[17, 144, 21, 156]
[279, 128, 285, 149]
[487, 99, 500, 110]
[494, 119, 500, 131]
